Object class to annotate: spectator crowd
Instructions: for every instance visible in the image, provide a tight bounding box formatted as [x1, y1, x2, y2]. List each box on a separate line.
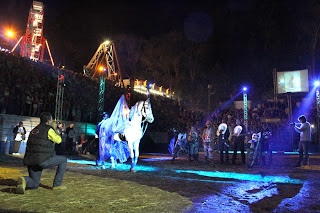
[0, 51, 317, 151]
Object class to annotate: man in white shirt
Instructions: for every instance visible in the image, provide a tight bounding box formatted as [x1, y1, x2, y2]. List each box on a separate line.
[171, 128, 187, 163]
[12, 122, 26, 154]
[293, 115, 311, 167]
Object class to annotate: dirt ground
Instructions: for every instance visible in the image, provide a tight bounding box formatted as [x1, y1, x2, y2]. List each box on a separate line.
[1, 152, 320, 213]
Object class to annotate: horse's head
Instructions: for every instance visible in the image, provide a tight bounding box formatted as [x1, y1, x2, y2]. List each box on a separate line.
[141, 98, 154, 123]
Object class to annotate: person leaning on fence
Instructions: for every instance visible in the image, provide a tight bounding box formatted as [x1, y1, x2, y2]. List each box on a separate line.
[76, 133, 88, 154]
[16, 112, 67, 194]
[12, 122, 26, 154]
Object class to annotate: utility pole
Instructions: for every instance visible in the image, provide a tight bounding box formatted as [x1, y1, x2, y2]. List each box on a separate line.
[316, 87, 320, 147]
[243, 88, 248, 131]
[208, 84, 212, 113]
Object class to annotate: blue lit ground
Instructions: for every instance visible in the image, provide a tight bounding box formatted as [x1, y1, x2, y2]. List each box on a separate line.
[65, 152, 320, 212]
[1, 153, 320, 212]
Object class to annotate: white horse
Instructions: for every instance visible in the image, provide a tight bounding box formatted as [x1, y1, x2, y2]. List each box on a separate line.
[115, 98, 154, 172]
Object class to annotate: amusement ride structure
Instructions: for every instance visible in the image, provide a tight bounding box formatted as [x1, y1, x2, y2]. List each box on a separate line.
[84, 40, 174, 119]
[83, 40, 124, 118]
[11, 1, 54, 66]
[10, 1, 174, 122]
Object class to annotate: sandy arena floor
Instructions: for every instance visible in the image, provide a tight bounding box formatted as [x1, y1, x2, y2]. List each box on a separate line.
[1, 152, 320, 213]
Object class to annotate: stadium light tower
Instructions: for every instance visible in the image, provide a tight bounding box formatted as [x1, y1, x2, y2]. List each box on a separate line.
[6, 30, 14, 38]
[98, 67, 106, 121]
[315, 80, 320, 143]
[243, 86, 248, 130]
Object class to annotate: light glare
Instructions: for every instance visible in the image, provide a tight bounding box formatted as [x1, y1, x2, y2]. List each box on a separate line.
[6, 31, 14, 38]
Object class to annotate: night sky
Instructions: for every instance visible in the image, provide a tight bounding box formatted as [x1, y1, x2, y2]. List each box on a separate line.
[1, 0, 221, 63]
[1, 0, 320, 100]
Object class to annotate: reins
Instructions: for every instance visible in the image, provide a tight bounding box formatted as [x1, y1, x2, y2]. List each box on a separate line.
[140, 100, 150, 137]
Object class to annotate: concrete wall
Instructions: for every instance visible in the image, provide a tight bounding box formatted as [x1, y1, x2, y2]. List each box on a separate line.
[0, 114, 97, 154]
[0, 114, 170, 154]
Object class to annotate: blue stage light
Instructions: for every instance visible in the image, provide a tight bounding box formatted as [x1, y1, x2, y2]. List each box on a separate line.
[242, 86, 247, 91]
[149, 83, 153, 88]
[314, 80, 320, 87]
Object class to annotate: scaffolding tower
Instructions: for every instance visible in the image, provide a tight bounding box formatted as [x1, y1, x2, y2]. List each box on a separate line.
[55, 67, 65, 121]
[98, 75, 106, 119]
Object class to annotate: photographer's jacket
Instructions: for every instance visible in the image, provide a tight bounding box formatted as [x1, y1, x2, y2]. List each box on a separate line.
[23, 123, 62, 166]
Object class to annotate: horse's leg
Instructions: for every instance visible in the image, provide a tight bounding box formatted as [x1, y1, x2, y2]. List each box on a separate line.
[110, 156, 115, 168]
[133, 140, 140, 166]
[127, 141, 135, 171]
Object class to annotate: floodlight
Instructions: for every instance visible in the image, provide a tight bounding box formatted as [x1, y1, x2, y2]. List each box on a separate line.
[6, 30, 14, 38]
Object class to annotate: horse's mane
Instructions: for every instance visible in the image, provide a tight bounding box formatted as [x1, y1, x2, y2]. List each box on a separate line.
[130, 101, 144, 120]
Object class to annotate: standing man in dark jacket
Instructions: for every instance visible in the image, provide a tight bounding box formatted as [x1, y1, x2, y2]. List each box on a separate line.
[55, 122, 65, 155]
[260, 123, 272, 166]
[65, 122, 75, 154]
[218, 120, 230, 164]
[232, 119, 246, 165]
[16, 112, 67, 194]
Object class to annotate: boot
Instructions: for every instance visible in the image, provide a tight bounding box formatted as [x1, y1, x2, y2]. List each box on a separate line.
[194, 154, 199, 162]
[203, 156, 209, 164]
[171, 157, 175, 164]
[189, 154, 194, 162]
[226, 158, 229, 164]
[261, 156, 266, 166]
[220, 153, 224, 164]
